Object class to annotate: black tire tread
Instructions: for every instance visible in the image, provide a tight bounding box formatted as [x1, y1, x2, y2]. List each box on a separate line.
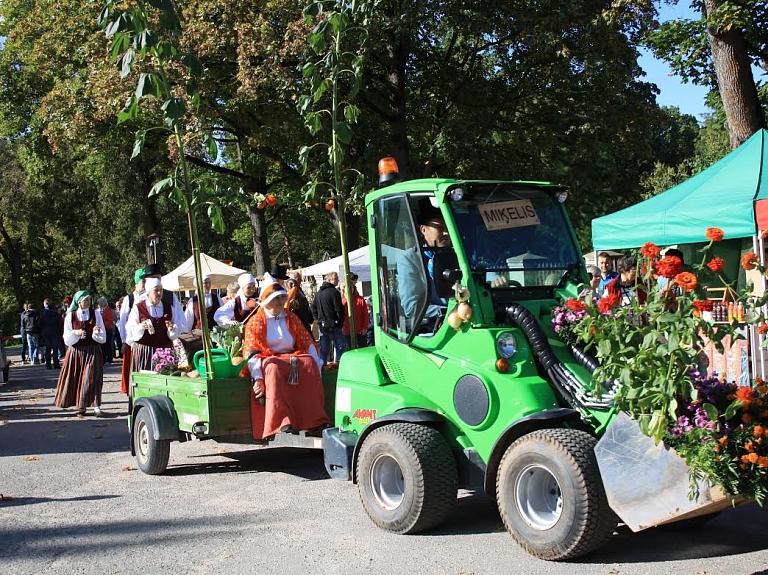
[497, 428, 616, 560]
[134, 409, 171, 475]
[357, 422, 457, 534]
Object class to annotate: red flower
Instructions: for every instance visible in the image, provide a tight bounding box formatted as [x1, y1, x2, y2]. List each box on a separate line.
[653, 256, 683, 279]
[674, 272, 698, 292]
[598, 293, 619, 314]
[265, 194, 277, 207]
[706, 257, 724, 273]
[706, 227, 725, 242]
[566, 298, 586, 312]
[692, 299, 714, 312]
[758, 324, 768, 335]
[641, 242, 660, 259]
[742, 252, 759, 271]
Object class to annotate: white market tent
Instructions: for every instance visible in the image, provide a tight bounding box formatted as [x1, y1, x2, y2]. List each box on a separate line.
[299, 246, 371, 283]
[162, 253, 246, 291]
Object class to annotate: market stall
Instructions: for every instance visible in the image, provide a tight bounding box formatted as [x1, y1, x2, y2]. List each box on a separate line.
[161, 253, 246, 292]
[591, 128, 768, 380]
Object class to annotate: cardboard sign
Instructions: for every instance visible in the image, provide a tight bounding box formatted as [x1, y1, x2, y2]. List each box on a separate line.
[478, 200, 540, 231]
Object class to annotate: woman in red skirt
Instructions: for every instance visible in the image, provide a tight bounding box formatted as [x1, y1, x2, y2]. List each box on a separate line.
[54, 291, 107, 417]
[242, 273, 330, 439]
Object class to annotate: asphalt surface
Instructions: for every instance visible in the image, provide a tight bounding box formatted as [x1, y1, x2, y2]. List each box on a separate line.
[1, 346, 768, 575]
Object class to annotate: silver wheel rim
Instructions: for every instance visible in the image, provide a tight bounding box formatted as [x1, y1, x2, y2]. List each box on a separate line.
[514, 464, 562, 530]
[137, 420, 149, 463]
[369, 453, 405, 511]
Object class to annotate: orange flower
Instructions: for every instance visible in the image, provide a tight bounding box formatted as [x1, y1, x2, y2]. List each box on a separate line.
[641, 242, 660, 258]
[745, 441, 754, 452]
[566, 298, 586, 312]
[759, 324, 768, 335]
[748, 452, 759, 464]
[759, 456, 768, 468]
[653, 256, 683, 278]
[737, 386, 754, 406]
[265, 194, 277, 207]
[706, 227, 725, 242]
[755, 425, 765, 437]
[719, 436, 728, 445]
[674, 272, 698, 292]
[741, 251, 758, 271]
[762, 230, 768, 241]
[743, 413, 753, 423]
[706, 257, 724, 273]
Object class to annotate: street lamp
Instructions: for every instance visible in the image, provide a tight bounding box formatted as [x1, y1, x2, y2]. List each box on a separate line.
[147, 232, 160, 264]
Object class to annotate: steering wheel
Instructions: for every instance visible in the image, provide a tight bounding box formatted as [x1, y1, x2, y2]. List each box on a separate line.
[490, 276, 522, 289]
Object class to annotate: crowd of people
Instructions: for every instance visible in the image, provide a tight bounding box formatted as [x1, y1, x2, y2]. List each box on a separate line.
[11, 261, 373, 436]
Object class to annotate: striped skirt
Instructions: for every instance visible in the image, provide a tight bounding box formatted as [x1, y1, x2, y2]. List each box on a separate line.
[54, 344, 104, 410]
[128, 343, 172, 395]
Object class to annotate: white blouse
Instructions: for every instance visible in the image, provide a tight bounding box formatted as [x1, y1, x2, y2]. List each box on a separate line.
[125, 299, 180, 344]
[246, 309, 322, 380]
[63, 309, 107, 347]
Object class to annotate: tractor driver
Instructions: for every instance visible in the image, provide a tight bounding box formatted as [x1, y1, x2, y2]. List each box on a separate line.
[397, 198, 452, 332]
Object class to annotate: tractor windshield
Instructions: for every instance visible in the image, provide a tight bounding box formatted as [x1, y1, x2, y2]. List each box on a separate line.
[449, 183, 581, 288]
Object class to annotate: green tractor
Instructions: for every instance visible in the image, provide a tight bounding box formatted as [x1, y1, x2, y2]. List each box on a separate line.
[322, 171, 621, 560]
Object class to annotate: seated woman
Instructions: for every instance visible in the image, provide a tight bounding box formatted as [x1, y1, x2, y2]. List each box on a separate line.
[125, 278, 181, 401]
[242, 273, 330, 439]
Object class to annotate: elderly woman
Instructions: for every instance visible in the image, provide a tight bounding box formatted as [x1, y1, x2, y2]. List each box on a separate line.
[242, 273, 330, 439]
[125, 277, 181, 391]
[54, 291, 107, 417]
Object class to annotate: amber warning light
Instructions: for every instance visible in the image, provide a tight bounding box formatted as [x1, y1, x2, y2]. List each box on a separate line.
[378, 157, 401, 187]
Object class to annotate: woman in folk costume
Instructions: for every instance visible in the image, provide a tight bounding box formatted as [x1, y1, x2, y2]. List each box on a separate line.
[54, 290, 107, 417]
[242, 273, 330, 439]
[213, 273, 259, 328]
[125, 278, 181, 398]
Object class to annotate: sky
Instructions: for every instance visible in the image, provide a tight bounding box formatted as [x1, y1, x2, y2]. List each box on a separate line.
[637, 3, 711, 119]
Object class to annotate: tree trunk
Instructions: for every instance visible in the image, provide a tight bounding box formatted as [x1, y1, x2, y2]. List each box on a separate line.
[380, 29, 412, 179]
[0, 217, 24, 307]
[704, 0, 767, 148]
[245, 176, 270, 276]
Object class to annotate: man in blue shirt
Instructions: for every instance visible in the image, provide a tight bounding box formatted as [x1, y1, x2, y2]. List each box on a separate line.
[597, 252, 618, 296]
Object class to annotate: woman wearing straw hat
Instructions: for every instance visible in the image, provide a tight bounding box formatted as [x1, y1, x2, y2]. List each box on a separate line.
[53, 291, 107, 417]
[241, 273, 330, 439]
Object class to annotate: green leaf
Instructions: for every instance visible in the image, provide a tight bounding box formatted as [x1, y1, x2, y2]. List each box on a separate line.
[181, 54, 204, 77]
[298, 146, 311, 170]
[306, 112, 322, 135]
[703, 402, 719, 422]
[118, 48, 135, 79]
[161, 98, 185, 126]
[313, 78, 330, 103]
[149, 177, 175, 197]
[302, 62, 316, 80]
[108, 32, 130, 63]
[203, 133, 218, 160]
[344, 104, 360, 124]
[136, 73, 157, 98]
[131, 129, 146, 160]
[208, 204, 225, 233]
[335, 121, 352, 145]
[105, 13, 130, 38]
[298, 94, 313, 115]
[304, 1, 322, 17]
[117, 96, 138, 125]
[137, 30, 158, 51]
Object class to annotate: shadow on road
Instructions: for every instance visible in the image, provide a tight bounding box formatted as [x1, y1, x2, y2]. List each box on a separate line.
[163, 446, 330, 481]
[0, 494, 121, 507]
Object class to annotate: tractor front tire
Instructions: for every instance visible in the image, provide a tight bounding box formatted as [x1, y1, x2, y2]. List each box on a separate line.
[496, 428, 616, 560]
[134, 408, 171, 475]
[357, 423, 457, 534]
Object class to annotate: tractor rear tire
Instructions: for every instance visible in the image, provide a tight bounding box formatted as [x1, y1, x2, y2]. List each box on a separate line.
[496, 428, 616, 560]
[134, 408, 171, 475]
[357, 423, 457, 534]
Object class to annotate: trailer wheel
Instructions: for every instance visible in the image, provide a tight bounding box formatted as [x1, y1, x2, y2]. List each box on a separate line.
[357, 423, 457, 534]
[134, 408, 171, 475]
[496, 428, 616, 560]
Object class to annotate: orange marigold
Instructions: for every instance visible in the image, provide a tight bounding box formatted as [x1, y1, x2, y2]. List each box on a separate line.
[745, 441, 754, 452]
[706, 257, 725, 273]
[719, 436, 728, 445]
[641, 242, 660, 258]
[736, 386, 755, 405]
[748, 452, 759, 464]
[706, 227, 725, 242]
[674, 272, 698, 292]
[759, 456, 768, 468]
[741, 251, 759, 271]
[755, 425, 766, 437]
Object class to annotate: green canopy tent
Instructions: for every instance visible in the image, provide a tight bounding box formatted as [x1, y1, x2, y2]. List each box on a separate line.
[592, 129, 768, 251]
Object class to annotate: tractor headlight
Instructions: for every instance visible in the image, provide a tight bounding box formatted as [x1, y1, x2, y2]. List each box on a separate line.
[496, 332, 517, 358]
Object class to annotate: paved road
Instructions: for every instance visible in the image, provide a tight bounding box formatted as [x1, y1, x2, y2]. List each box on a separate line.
[1, 347, 767, 575]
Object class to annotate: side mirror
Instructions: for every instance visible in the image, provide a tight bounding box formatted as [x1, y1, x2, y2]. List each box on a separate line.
[432, 250, 461, 298]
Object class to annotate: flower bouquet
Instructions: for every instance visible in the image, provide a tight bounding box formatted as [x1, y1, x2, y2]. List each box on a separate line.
[151, 341, 189, 377]
[565, 227, 768, 505]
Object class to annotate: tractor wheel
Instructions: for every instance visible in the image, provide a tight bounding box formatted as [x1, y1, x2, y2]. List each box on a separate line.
[496, 428, 616, 560]
[134, 408, 171, 475]
[357, 423, 457, 534]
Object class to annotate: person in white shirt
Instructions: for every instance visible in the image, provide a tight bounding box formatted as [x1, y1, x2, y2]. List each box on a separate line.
[53, 290, 108, 417]
[214, 273, 259, 328]
[184, 274, 223, 333]
[125, 278, 183, 403]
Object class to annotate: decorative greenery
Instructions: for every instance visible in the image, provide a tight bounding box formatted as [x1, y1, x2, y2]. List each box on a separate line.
[210, 324, 243, 361]
[566, 228, 768, 504]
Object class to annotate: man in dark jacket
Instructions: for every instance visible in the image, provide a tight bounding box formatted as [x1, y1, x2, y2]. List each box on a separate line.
[38, 298, 62, 369]
[21, 302, 41, 364]
[19, 303, 29, 364]
[311, 271, 345, 363]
